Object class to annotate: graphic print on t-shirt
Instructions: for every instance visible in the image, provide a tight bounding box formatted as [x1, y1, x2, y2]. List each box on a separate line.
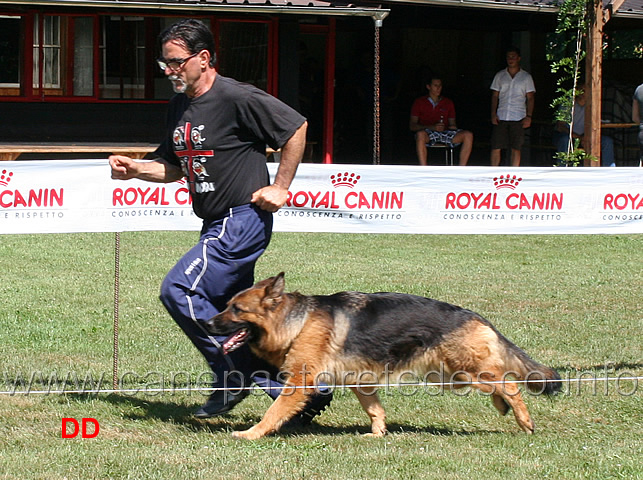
[173, 121, 216, 194]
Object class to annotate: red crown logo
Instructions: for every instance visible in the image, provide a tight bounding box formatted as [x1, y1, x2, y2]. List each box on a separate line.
[493, 174, 522, 190]
[0, 169, 14, 187]
[330, 172, 360, 189]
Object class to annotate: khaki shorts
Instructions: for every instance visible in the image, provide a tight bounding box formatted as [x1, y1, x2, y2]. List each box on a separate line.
[491, 120, 525, 150]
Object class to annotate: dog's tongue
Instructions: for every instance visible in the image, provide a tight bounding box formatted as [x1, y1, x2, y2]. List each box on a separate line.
[222, 329, 249, 354]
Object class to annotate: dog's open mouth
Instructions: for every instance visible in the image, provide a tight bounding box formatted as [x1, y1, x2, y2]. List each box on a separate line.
[222, 329, 249, 354]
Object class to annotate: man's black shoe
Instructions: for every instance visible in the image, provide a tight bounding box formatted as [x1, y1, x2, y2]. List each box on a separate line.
[193, 391, 248, 419]
[284, 391, 333, 427]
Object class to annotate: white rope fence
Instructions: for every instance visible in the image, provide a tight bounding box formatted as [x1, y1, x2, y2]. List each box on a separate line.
[2, 375, 640, 396]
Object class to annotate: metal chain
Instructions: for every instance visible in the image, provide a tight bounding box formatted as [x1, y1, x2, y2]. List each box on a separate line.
[113, 232, 120, 391]
[373, 24, 381, 165]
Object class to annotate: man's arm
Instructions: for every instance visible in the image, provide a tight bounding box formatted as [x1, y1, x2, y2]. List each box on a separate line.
[410, 115, 444, 132]
[251, 121, 307, 212]
[409, 115, 425, 132]
[633, 98, 640, 124]
[109, 155, 183, 183]
[523, 91, 535, 128]
[447, 101, 458, 130]
[555, 120, 570, 134]
[490, 90, 499, 125]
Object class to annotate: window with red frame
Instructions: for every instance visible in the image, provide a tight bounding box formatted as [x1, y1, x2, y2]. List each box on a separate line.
[0, 14, 274, 101]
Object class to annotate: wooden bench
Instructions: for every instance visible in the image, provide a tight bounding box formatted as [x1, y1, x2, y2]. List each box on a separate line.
[0, 143, 159, 161]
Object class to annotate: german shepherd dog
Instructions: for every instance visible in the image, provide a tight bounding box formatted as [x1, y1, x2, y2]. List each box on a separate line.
[204, 273, 561, 440]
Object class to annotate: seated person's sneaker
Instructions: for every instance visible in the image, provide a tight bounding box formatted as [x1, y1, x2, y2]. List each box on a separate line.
[193, 390, 248, 418]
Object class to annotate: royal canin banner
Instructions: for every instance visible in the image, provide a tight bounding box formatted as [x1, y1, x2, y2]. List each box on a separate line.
[1, 160, 642, 235]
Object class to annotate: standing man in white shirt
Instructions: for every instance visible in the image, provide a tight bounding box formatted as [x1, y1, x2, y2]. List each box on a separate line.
[490, 46, 535, 167]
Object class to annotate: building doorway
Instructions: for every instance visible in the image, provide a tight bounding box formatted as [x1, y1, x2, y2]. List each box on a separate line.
[299, 22, 335, 163]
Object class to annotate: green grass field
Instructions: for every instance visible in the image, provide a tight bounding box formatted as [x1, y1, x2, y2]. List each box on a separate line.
[1, 232, 641, 479]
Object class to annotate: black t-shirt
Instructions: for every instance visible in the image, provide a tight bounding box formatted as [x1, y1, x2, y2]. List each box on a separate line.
[155, 75, 305, 220]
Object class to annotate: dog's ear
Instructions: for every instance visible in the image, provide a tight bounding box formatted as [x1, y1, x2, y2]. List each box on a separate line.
[269, 272, 285, 296]
[263, 273, 285, 308]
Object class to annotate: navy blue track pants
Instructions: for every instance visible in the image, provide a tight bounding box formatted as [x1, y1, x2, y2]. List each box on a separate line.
[159, 204, 282, 399]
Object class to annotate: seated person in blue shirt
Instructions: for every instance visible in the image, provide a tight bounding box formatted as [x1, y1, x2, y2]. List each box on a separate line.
[553, 89, 615, 167]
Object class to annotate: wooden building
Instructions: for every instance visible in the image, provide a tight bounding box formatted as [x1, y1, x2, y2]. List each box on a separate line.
[0, 0, 641, 165]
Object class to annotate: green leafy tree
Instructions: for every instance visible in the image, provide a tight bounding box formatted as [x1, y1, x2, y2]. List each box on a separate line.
[547, 0, 598, 166]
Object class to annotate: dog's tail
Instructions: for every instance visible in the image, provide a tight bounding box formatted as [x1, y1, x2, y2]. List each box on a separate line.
[500, 336, 562, 395]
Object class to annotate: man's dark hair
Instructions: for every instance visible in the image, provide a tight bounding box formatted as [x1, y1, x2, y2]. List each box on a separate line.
[424, 72, 442, 86]
[506, 45, 521, 56]
[159, 18, 216, 67]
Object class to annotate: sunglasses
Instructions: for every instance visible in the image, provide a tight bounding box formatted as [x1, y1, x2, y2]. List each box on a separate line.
[157, 52, 199, 72]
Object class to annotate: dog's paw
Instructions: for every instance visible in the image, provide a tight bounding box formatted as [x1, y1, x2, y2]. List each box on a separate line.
[364, 421, 387, 437]
[232, 428, 264, 440]
[364, 426, 387, 437]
